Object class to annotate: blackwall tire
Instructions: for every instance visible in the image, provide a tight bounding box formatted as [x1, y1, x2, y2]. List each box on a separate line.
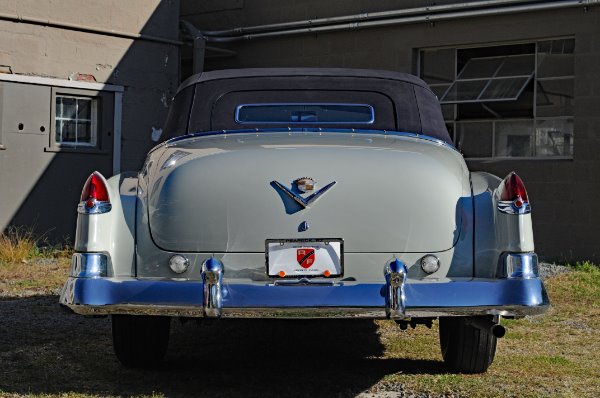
[439, 316, 497, 374]
[112, 315, 171, 368]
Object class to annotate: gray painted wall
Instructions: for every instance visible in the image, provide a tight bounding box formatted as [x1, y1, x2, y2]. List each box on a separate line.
[182, 1, 600, 262]
[0, 0, 180, 241]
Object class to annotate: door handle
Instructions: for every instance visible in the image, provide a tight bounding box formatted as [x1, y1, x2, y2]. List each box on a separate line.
[0, 144, 6, 150]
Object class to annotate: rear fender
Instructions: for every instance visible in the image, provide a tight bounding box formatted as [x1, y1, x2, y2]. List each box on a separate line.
[471, 172, 534, 278]
[74, 172, 138, 277]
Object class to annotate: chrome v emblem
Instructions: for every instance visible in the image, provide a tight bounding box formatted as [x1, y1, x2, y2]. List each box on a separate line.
[271, 180, 337, 208]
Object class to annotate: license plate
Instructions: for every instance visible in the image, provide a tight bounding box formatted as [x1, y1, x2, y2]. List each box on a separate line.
[265, 238, 344, 278]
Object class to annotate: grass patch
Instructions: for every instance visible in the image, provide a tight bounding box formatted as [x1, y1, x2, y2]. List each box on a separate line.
[374, 266, 600, 397]
[0, 227, 72, 265]
[0, 227, 72, 296]
[0, 227, 41, 264]
[0, 258, 71, 297]
[0, 257, 599, 397]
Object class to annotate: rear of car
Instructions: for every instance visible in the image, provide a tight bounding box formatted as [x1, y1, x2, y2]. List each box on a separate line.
[60, 68, 548, 373]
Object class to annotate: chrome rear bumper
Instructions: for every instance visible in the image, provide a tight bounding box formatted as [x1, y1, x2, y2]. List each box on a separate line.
[60, 275, 549, 319]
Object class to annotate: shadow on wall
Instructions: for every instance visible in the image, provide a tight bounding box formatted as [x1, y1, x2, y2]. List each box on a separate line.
[0, 2, 179, 243]
[0, 295, 446, 397]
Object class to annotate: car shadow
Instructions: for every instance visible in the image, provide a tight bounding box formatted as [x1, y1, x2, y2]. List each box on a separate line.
[0, 296, 446, 397]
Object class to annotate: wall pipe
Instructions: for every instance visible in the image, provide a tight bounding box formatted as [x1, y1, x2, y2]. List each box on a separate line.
[0, 12, 183, 46]
[191, 0, 589, 43]
[201, 0, 544, 37]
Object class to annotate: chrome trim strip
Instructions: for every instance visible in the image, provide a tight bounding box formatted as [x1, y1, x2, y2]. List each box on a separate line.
[60, 276, 550, 318]
[77, 200, 112, 214]
[70, 253, 108, 278]
[384, 259, 408, 319]
[202, 257, 224, 317]
[498, 252, 538, 279]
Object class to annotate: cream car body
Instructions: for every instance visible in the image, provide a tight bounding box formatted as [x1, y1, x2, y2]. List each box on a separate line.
[61, 69, 548, 372]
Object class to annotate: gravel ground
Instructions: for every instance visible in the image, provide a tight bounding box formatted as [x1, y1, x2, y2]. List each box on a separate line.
[538, 262, 572, 279]
[0, 294, 447, 398]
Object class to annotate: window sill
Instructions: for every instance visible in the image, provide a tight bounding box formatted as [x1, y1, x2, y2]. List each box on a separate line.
[44, 146, 109, 155]
[466, 156, 573, 161]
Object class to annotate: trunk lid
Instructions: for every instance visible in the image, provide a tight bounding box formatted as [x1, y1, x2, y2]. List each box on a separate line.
[147, 132, 470, 253]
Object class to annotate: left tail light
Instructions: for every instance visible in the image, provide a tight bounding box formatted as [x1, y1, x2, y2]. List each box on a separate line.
[77, 171, 112, 214]
[497, 172, 531, 215]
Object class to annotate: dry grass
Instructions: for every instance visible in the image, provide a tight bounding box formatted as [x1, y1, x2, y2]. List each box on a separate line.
[0, 258, 71, 297]
[0, 227, 72, 265]
[0, 227, 41, 264]
[0, 227, 72, 296]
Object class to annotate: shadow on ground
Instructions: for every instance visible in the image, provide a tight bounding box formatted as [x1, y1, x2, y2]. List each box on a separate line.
[0, 296, 445, 397]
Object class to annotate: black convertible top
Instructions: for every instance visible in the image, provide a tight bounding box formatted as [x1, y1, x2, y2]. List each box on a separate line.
[164, 68, 451, 144]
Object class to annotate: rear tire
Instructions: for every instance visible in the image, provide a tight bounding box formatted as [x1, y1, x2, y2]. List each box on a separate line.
[439, 316, 497, 373]
[112, 315, 171, 368]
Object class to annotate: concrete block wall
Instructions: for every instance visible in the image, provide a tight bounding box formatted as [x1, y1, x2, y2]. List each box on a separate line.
[183, 1, 600, 261]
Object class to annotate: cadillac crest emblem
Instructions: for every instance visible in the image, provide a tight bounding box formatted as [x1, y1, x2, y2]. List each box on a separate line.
[294, 177, 316, 193]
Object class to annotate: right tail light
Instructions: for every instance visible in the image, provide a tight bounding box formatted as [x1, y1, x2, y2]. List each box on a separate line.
[497, 172, 531, 215]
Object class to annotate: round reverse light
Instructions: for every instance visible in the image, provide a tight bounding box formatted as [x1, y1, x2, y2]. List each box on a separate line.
[420, 255, 440, 274]
[169, 255, 189, 274]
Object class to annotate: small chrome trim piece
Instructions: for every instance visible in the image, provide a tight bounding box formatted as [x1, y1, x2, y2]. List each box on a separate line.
[298, 221, 310, 232]
[77, 200, 112, 214]
[70, 253, 108, 278]
[202, 257, 224, 317]
[498, 252, 538, 279]
[274, 278, 335, 286]
[384, 259, 408, 319]
[497, 200, 531, 215]
[271, 180, 336, 208]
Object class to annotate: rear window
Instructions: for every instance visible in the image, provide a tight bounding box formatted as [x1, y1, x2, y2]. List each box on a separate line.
[235, 103, 375, 124]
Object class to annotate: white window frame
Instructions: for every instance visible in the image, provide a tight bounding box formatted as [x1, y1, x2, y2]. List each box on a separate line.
[55, 95, 99, 148]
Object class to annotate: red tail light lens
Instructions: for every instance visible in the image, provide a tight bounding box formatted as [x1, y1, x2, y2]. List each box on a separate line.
[500, 172, 528, 205]
[80, 172, 110, 202]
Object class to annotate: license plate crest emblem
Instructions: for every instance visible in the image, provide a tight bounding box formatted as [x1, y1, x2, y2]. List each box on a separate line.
[296, 248, 315, 268]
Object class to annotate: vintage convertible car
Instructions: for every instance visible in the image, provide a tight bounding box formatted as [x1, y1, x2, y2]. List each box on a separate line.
[60, 68, 549, 373]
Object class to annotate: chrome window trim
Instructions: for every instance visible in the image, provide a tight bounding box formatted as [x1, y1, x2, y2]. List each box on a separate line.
[234, 103, 375, 125]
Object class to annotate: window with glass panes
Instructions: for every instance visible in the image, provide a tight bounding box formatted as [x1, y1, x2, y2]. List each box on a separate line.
[55, 96, 97, 147]
[419, 39, 574, 158]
